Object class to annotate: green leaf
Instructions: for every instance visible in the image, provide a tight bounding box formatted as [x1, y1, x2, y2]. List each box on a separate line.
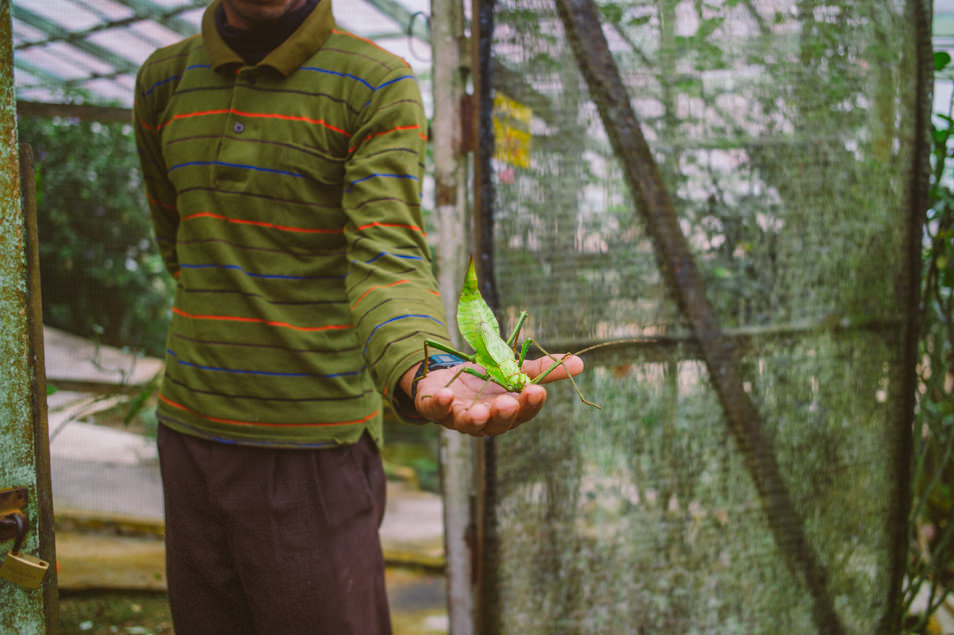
[627, 15, 651, 28]
[935, 51, 952, 72]
[599, 3, 624, 25]
[696, 17, 725, 41]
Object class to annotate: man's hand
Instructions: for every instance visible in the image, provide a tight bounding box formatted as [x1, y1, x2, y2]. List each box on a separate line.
[400, 355, 584, 436]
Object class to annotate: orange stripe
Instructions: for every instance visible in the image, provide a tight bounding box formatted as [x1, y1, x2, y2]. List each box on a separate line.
[351, 221, 426, 236]
[332, 28, 410, 68]
[184, 211, 343, 234]
[138, 116, 157, 133]
[147, 193, 176, 211]
[173, 307, 351, 332]
[159, 393, 379, 428]
[158, 108, 351, 136]
[348, 124, 426, 153]
[185, 213, 426, 236]
[351, 279, 409, 310]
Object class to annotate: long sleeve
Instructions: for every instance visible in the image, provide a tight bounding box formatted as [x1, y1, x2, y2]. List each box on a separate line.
[341, 66, 453, 419]
[134, 63, 180, 279]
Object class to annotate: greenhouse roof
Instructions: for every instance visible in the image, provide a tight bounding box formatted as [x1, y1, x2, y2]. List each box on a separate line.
[12, 1, 954, 114]
[11, 0, 432, 110]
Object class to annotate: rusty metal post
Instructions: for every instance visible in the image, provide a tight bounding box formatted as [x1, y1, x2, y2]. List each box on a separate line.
[432, 0, 477, 631]
[0, 2, 58, 631]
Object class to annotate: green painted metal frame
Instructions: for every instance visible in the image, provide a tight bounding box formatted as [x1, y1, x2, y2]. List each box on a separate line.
[0, 2, 58, 630]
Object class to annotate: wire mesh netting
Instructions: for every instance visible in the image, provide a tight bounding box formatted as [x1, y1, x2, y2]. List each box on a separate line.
[478, 0, 926, 632]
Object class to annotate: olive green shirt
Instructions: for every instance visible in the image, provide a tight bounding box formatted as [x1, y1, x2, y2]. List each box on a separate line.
[134, 0, 451, 447]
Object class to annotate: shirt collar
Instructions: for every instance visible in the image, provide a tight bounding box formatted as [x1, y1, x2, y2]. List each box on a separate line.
[202, 0, 335, 76]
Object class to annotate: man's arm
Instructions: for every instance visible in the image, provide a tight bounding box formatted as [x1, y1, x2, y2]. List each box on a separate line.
[340, 64, 453, 419]
[133, 63, 180, 278]
[341, 63, 585, 434]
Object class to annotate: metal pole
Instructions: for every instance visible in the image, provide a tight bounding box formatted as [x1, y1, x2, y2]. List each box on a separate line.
[0, 3, 57, 630]
[431, 0, 476, 632]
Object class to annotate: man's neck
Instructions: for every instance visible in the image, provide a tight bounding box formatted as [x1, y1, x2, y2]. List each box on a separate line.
[215, 0, 318, 65]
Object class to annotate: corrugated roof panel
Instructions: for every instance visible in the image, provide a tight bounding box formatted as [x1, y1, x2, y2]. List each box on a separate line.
[374, 36, 431, 73]
[76, 0, 135, 20]
[12, 0, 433, 108]
[114, 74, 137, 91]
[178, 8, 205, 30]
[11, 18, 47, 45]
[337, 1, 401, 34]
[85, 76, 138, 104]
[127, 20, 189, 49]
[87, 29, 160, 66]
[399, 0, 430, 12]
[44, 41, 116, 76]
[148, 0, 200, 7]
[22, 0, 103, 31]
[12, 68, 43, 88]
[17, 46, 92, 81]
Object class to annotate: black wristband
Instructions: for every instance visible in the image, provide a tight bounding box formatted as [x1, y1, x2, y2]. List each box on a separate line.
[410, 353, 466, 402]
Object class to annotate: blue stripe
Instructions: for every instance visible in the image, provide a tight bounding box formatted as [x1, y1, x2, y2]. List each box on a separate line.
[168, 161, 305, 178]
[363, 314, 443, 356]
[144, 74, 180, 97]
[376, 75, 414, 91]
[167, 349, 364, 378]
[143, 65, 211, 97]
[179, 263, 345, 281]
[363, 252, 423, 265]
[300, 66, 373, 90]
[345, 173, 418, 193]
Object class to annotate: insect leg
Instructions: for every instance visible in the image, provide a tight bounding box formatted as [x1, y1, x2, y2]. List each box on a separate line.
[425, 339, 475, 362]
[528, 339, 600, 409]
[441, 365, 500, 409]
[415, 340, 476, 399]
[505, 311, 528, 349]
[516, 338, 532, 366]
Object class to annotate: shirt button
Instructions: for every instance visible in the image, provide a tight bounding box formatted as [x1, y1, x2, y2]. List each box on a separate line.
[233, 121, 245, 134]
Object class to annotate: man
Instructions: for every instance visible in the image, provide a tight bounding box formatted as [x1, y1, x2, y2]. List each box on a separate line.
[134, 0, 582, 632]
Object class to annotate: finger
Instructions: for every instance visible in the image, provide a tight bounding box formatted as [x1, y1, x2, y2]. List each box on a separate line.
[417, 386, 454, 421]
[514, 384, 546, 424]
[486, 393, 520, 432]
[524, 354, 584, 383]
[459, 402, 492, 435]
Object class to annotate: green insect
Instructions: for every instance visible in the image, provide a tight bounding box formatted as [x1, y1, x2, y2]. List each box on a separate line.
[422, 258, 600, 409]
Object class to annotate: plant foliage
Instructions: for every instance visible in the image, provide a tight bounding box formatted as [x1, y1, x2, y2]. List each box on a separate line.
[18, 116, 174, 357]
[901, 50, 954, 633]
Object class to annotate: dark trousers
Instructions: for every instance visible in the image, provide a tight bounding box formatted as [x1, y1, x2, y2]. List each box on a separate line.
[157, 424, 392, 634]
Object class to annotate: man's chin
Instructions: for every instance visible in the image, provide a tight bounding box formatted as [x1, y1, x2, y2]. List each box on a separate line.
[222, 0, 306, 27]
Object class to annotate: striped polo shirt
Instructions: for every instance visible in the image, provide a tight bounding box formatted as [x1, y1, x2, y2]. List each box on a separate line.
[133, 0, 452, 448]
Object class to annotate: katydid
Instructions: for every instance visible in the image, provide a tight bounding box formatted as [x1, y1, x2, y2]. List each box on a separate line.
[421, 258, 599, 409]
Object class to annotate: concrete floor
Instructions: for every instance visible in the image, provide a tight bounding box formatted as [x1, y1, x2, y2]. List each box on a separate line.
[43, 326, 449, 633]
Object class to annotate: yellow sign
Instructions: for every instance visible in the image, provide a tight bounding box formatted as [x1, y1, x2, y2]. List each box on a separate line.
[493, 93, 532, 169]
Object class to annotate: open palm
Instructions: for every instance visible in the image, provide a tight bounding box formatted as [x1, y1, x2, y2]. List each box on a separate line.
[411, 354, 584, 437]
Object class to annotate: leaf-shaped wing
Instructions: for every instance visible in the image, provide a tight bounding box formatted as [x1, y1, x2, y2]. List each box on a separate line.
[457, 258, 501, 359]
[479, 320, 518, 370]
